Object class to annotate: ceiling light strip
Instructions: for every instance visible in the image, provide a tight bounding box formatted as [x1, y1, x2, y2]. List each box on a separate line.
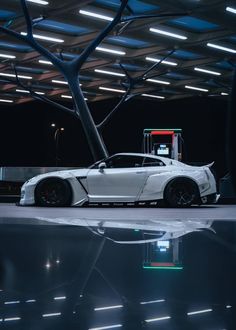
[61, 95, 87, 101]
[145, 56, 177, 66]
[79, 9, 113, 21]
[39, 60, 53, 65]
[96, 47, 126, 56]
[16, 89, 45, 95]
[42, 312, 61, 318]
[0, 54, 16, 59]
[145, 316, 171, 323]
[61, 95, 72, 98]
[0, 99, 13, 103]
[89, 324, 122, 330]
[94, 305, 123, 311]
[4, 317, 21, 321]
[140, 299, 165, 305]
[226, 6, 236, 14]
[194, 67, 221, 75]
[99, 87, 126, 93]
[146, 78, 170, 85]
[0, 72, 32, 79]
[94, 69, 125, 77]
[187, 309, 212, 315]
[54, 296, 66, 300]
[207, 43, 236, 53]
[26, 0, 49, 5]
[150, 28, 187, 40]
[141, 94, 165, 99]
[21, 32, 64, 43]
[185, 85, 208, 92]
[52, 80, 68, 85]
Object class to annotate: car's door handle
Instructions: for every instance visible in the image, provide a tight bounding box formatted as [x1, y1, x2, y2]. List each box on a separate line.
[136, 171, 145, 174]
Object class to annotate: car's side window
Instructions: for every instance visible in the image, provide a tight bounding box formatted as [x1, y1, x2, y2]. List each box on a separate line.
[106, 156, 144, 168]
[143, 157, 165, 167]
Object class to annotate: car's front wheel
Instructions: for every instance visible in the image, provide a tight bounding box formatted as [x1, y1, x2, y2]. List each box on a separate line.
[35, 178, 72, 207]
[164, 178, 199, 208]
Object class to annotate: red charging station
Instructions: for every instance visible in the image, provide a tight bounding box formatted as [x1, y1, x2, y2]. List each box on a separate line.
[143, 128, 183, 161]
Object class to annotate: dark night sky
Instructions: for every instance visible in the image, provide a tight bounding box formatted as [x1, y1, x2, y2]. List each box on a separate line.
[0, 96, 228, 178]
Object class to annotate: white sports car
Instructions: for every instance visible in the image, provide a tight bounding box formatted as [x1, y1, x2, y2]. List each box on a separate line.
[19, 153, 218, 208]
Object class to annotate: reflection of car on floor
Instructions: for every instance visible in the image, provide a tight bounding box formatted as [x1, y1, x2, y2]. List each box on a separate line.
[19, 153, 218, 208]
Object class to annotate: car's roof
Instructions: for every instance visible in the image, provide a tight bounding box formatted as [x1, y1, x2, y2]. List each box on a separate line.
[112, 152, 171, 163]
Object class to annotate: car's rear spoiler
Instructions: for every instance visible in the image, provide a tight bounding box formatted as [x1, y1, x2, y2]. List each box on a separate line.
[204, 161, 214, 168]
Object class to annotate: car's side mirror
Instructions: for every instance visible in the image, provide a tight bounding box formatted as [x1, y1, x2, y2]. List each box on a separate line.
[98, 162, 107, 172]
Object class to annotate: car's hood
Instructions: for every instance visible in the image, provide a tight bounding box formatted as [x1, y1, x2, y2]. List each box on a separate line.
[25, 168, 89, 184]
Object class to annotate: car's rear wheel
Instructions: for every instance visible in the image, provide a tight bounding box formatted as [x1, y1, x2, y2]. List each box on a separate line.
[35, 178, 72, 207]
[164, 178, 199, 208]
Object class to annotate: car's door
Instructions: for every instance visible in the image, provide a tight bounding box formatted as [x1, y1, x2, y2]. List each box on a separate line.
[87, 155, 147, 202]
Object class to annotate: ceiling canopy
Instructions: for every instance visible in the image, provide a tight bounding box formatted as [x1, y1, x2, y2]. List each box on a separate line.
[0, 0, 235, 105]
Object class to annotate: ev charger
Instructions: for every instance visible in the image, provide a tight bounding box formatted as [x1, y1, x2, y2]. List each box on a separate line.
[143, 128, 183, 161]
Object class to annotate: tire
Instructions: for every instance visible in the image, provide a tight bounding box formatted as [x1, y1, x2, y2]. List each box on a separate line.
[164, 178, 199, 208]
[35, 178, 72, 207]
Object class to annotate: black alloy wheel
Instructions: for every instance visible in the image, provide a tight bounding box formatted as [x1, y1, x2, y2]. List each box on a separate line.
[165, 178, 198, 208]
[35, 178, 72, 207]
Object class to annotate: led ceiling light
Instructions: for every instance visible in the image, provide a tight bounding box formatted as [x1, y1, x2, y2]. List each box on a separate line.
[150, 27, 187, 40]
[194, 67, 221, 75]
[27, 0, 49, 5]
[42, 313, 61, 318]
[0, 53, 16, 59]
[94, 305, 123, 311]
[39, 60, 53, 65]
[146, 78, 170, 85]
[89, 325, 122, 330]
[141, 94, 165, 99]
[96, 47, 126, 56]
[52, 80, 68, 85]
[61, 95, 72, 98]
[221, 92, 229, 96]
[4, 301, 20, 305]
[0, 72, 32, 79]
[187, 309, 212, 315]
[94, 69, 125, 77]
[54, 296, 66, 300]
[207, 43, 236, 53]
[185, 85, 208, 92]
[16, 89, 45, 95]
[140, 299, 165, 304]
[4, 317, 21, 322]
[61, 95, 87, 101]
[226, 6, 236, 14]
[21, 32, 64, 43]
[79, 9, 113, 21]
[145, 316, 171, 323]
[99, 87, 126, 93]
[26, 299, 36, 303]
[145, 57, 178, 66]
[0, 99, 13, 103]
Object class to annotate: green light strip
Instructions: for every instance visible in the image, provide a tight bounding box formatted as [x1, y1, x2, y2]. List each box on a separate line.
[143, 266, 183, 270]
[144, 128, 182, 132]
